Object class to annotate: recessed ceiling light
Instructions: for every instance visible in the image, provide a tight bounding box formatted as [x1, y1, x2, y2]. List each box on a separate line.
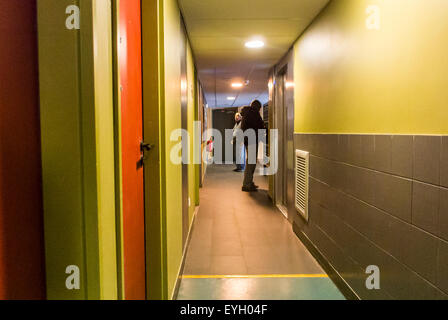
[231, 83, 243, 88]
[245, 40, 265, 49]
[227, 97, 236, 100]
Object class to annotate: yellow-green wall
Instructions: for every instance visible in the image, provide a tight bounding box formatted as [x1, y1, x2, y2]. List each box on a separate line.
[294, 0, 448, 134]
[161, 0, 199, 298]
[162, 0, 183, 298]
[38, 0, 117, 300]
[92, 0, 118, 300]
[40, 0, 200, 300]
[187, 42, 197, 223]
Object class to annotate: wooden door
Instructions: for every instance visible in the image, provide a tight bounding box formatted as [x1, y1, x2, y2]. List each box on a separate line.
[118, 0, 146, 300]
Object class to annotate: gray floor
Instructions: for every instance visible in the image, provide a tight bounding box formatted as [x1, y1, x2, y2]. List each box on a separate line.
[183, 164, 326, 276]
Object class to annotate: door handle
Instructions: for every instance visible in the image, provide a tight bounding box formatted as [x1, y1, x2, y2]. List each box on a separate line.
[137, 141, 154, 169]
[140, 141, 154, 152]
[137, 155, 145, 169]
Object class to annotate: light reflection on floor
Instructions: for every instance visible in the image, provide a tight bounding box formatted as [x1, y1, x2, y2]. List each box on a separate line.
[177, 276, 346, 300]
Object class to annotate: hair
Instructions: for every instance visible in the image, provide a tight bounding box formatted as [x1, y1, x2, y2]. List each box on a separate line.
[251, 99, 262, 110]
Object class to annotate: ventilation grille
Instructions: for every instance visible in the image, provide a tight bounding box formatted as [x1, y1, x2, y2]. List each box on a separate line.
[295, 150, 309, 222]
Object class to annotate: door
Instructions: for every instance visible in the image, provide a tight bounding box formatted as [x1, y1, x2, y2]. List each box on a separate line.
[180, 21, 189, 246]
[117, 0, 146, 300]
[274, 72, 288, 210]
[212, 108, 239, 164]
[0, 0, 46, 299]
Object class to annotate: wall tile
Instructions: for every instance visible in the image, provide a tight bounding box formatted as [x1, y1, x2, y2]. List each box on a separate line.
[401, 226, 439, 285]
[316, 134, 330, 159]
[317, 203, 344, 246]
[348, 135, 363, 167]
[437, 240, 448, 294]
[374, 172, 412, 222]
[391, 135, 413, 178]
[441, 137, 448, 188]
[333, 162, 350, 194]
[343, 198, 379, 243]
[347, 165, 376, 205]
[412, 181, 439, 235]
[408, 268, 448, 300]
[368, 211, 410, 264]
[304, 221, 348, 273]
[333, 188, 353, 222]
[374, 135, 392, 173]
[439, 187, 448, 241]
[337, 134, 350, 163]
[414, 136, 441, 185]
[309, 134, 319, 157]
[322, 134, 339, 161]
[293, 133, 448, 298]
[309, 155, 330, 184]
[310, 177, 338, 212]
[361, 135, 376, 169]
[308, 199, 324, 227]
[309, 178, 327, 210]
[373, 246, 413, 299]
[294, 134, 304, 150]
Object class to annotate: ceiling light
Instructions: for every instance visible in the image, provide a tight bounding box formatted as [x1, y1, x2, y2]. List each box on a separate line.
[231, 83, 243, 88]
[227, 97, 236, 100]
[245, 40, 265, 49]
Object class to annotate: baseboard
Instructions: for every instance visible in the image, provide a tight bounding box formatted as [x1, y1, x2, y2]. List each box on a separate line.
[171, 206, 200, 300]
[292, 222, 360, 301]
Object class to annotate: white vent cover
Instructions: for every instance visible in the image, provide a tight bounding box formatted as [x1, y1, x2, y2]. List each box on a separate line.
[295, 149, 309, 222]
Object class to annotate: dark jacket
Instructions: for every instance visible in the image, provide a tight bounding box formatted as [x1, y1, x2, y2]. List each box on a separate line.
[241, 106, 265, 144]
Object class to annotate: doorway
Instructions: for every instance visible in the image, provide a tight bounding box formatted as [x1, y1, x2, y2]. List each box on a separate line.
[212, 108, 239, 164]
[114, 0, 146, 300]
[274, 70, 288, 217]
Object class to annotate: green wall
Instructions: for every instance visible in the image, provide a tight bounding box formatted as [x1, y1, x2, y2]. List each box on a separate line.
[162, 0, 183, 298]
[187, 42, 198, 223]
[294, 0, 448, 134]
[159, 0, 200, 298]
[142, 0, 165, 299]
[92, 0, 118, 299]
[38, 0, 117, 300]
[39, 0, 200, 300]
[160, 0, 199, 298]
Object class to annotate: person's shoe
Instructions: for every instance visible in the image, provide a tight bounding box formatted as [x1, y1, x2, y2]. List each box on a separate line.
[251, 183, 259, 189]
[242, 186, 258, 192]
[233, 168, 242, 172]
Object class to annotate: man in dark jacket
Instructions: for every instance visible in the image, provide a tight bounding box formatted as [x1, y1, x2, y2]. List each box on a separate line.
[240, 100, 265, 192]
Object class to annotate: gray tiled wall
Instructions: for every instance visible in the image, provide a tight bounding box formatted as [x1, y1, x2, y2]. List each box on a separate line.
[293, 133, 448, 300]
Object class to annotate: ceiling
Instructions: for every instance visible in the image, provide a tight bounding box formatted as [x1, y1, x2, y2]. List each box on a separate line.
[178, 0, 330, 108]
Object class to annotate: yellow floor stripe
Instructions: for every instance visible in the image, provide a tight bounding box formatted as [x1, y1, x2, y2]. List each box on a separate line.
[181, 274, 328, 279]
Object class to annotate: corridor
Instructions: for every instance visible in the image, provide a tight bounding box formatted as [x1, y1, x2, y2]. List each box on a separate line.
[2, 0, 448, 301]
[177, 165, 345, 300]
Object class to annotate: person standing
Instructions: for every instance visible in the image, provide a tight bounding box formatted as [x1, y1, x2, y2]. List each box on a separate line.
[232, 113, 246, 172]
[241, 100, 265, 192]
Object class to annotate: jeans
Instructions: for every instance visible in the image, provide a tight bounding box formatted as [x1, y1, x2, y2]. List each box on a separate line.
[243, 143, 258, 188]
[236, 143, 246, 171]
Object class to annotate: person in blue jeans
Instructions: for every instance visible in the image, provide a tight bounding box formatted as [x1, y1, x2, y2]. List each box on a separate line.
[232, 113, 246, 172]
